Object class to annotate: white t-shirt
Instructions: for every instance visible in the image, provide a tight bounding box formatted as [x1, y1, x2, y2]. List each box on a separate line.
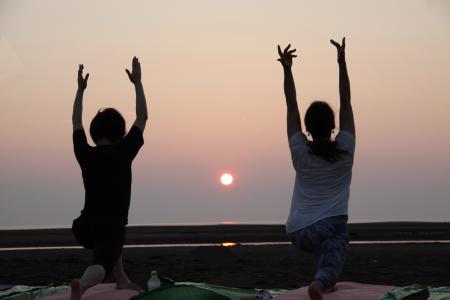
[286, 130, 356, 234]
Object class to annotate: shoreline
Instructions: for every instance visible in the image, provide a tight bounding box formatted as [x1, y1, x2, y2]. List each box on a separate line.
[3, 239, 450, 252]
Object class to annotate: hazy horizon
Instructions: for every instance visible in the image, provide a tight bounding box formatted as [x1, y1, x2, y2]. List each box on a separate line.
[1, 0, 450, 228]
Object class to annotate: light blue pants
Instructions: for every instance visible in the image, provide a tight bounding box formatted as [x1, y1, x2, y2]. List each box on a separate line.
[288, 215, 349, 289]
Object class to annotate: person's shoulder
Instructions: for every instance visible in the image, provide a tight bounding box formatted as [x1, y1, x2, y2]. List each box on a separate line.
[289, 131, 312, 171]
[336, 129, 356, 154]
[130, 125, 143, 133]
[337, 129, 355, 139]
[127, 125, 144, 139]
[336, 130, 355, 145]
[289, 131, 307, 146]
[117, 126, 144, 146]
[115, 125, 144, 161]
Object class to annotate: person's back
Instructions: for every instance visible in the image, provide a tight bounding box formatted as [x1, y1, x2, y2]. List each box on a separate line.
[74, 123, 143, 226]
[286, 129, 355, 233]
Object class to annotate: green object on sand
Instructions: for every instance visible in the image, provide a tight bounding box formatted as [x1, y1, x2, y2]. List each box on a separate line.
[379, 284, 428, 299]
[0, 285, 69, 300]
[131, 282, 287, 300]
[379, 284, 450, 300]
[429, 287, 450, 300]
[131, 284, 240, 300]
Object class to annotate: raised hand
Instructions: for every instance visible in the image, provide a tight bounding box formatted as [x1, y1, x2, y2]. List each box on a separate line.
[330, 37, 346, 63]
[126, 56, 141, 84]
[77, 64, 89, 90]
[277, 44, 297, 69]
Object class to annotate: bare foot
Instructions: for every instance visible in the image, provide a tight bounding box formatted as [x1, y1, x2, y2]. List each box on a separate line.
[308, 281, 323, 300]
[117, 280, 142, 291]
[70, 279, 82, 300]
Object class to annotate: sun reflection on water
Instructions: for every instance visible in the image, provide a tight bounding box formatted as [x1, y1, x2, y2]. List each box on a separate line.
[221, 242, 238, 247]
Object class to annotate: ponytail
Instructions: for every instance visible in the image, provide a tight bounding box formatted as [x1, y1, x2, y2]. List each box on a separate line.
[308, 139, 345, 163]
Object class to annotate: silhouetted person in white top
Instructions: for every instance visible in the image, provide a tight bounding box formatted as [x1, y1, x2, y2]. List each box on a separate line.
[278, 38, 355, 300]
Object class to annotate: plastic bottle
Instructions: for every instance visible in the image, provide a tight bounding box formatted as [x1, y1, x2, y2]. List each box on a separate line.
[147, 270, 161, 291]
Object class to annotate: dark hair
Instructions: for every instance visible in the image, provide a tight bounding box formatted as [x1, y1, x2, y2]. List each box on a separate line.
[305, 101, 344, 162]
[90, 108, 125, 144]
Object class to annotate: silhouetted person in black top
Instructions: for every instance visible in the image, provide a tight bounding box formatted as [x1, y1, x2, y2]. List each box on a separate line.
[71, 57, 148, 300]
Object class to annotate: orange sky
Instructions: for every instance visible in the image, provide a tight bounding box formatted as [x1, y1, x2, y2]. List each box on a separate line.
[1, 0, 450, 227]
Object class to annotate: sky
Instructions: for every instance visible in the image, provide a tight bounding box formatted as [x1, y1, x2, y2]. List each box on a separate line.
[0, 0, 450, 228]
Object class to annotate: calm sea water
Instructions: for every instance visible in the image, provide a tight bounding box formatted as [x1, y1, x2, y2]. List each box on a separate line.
[0, 219, 406, 230]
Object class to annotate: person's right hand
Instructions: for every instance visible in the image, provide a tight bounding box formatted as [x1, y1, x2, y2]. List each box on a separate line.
[330, 37, 346, 63]
[126, 56, 142, 85]
[77, 64, 89, 90]
[277, 44, 297, 69]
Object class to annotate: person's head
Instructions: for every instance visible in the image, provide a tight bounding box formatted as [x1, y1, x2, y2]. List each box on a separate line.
[90, 108, 125, 145]
[305, 101, 344, 162]
[305, 101, 335, 141]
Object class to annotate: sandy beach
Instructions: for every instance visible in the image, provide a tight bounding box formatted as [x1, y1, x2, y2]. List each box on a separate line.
[1, 223, 449, 289]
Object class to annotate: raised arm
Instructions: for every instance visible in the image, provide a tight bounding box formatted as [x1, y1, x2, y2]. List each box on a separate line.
[126, 56, 148, 132]
[331, 37, 355, 136]
[277, 44, 301, 139]
[72, 64, 89, 131]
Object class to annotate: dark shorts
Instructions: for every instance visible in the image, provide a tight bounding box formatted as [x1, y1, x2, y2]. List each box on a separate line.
[72, 216, 126, 278]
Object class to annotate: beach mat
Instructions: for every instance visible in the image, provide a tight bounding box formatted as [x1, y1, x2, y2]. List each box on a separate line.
[0, 285, 15, 292]
[130, 282, 286, 300]
[35, 283, 139, 300]
[275, 281, 394, 300]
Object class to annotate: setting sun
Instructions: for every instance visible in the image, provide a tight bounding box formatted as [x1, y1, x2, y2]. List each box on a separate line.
[220, 173, 234, 186]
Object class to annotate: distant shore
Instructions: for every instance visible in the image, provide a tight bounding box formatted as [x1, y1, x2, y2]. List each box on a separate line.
[1, 222, 449, 289]
[1, 222, 449, 248]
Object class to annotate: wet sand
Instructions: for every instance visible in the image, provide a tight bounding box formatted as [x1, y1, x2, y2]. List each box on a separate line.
[0, 223, 449, 289]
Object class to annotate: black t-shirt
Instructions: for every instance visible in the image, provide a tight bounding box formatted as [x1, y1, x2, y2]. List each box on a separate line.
[73, 126, 144, 227]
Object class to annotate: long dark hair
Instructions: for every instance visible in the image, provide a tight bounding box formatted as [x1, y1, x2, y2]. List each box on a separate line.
[305, 101, 344, 162]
